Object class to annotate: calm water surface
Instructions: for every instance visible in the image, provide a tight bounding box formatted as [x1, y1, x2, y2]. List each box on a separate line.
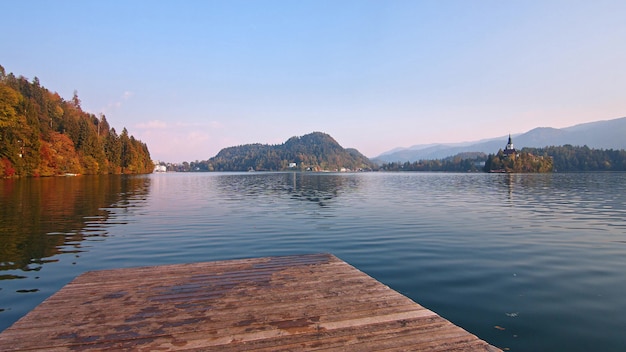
[1, 172, 626, 351]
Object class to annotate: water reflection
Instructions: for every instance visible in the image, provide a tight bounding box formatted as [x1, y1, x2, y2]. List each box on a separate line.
[213, 172, 361, 207]
[0, 175, 151, 274]
[2, 172, 626, 350]
[290, 173, 361, 206]
[489, 173, 626, 236]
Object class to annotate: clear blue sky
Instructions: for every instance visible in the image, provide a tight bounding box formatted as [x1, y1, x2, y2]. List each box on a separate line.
[3, 0, 625, 162]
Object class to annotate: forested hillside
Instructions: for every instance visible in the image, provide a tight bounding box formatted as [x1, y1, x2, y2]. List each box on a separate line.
[380, 152, 488, 172]
[174, 132, 375, 172]
[522, 145, 626, 172]
[483, 145, 626, 173]
[379, 145, 626, 173]
[0, 65, 152, 177]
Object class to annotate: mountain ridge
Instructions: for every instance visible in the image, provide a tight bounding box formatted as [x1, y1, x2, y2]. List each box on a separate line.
[374, 117, 626, 163]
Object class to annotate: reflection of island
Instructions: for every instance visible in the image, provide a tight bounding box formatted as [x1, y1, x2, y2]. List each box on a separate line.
[0, 175, 151, 274]
[503, 173, 515, 200]
[495, 172, 555, 202]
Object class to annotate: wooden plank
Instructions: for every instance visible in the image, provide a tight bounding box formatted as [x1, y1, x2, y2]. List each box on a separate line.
[0, 253, 501, 351]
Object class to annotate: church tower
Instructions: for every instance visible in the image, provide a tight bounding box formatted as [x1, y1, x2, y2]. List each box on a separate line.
[503, 134, 517, 157]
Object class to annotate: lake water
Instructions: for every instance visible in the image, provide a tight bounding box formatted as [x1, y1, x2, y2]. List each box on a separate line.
[1, 172, 626, 351]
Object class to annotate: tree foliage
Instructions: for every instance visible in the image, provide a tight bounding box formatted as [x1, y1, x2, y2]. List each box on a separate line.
[380, 145, 626, 174]
[380, 152, 488, 172]
[483, 145, 626, 173]
[0, 65, 153, 177]
[483, 150, 553, 173]
[172, 132, 376, 172]
[521, 145, 626, 172]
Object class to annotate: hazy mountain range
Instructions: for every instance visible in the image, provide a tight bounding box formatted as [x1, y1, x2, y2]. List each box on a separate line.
[374, 117, 626, 163]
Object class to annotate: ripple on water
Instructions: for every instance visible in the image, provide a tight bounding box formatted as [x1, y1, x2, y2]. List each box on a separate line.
[2, 172, 626, 352]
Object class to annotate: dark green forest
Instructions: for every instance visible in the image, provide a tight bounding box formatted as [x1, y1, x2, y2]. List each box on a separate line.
[520, 145, 626, 172]
[0, 65, 153, 177]
[166, 132, 376, 172]
[379, 152, 488, 172]
[380, 146, 626, 173]
[483, 146, 626, 173]
[166, 143, 626, 174]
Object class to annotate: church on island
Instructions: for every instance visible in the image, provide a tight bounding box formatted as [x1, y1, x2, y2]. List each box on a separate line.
[483, 134, 553, 173]
[502, 134, 517, 158]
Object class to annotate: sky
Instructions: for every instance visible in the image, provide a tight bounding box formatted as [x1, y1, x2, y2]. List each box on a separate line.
[2, 0, 626, 162]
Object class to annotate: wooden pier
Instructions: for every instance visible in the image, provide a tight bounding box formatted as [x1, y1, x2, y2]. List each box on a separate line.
[0, 253, 501, 351]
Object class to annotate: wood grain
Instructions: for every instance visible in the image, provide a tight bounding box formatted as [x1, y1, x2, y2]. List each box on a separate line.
[0, 253, 501, 351]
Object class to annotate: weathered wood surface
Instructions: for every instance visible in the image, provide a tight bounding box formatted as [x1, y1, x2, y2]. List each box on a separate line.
[0, 253, 501, 351]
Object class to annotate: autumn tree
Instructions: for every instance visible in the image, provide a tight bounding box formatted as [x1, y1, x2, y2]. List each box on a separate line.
[0, 65, 153, 177]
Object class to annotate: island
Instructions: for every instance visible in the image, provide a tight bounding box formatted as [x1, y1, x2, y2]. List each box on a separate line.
[483, 135, 553, 173]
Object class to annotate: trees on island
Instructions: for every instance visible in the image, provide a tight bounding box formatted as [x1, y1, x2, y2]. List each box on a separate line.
[0, 65, 153, 177]
[483, 145, 626, 173]
[521, 145, 626, 172]
[483, 150, 553, 173]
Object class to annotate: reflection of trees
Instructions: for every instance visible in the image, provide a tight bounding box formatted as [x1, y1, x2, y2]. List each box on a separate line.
[214, 172, 360, 207]
[0, 175, 151, 273]
[502, 173, 515, 200]
[290, 173, 356, 207]
[494, 173, 557, 203]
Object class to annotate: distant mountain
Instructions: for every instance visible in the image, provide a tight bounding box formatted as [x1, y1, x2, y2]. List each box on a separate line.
[205, 132, 375, 171]
[375, 117, 626, 163]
